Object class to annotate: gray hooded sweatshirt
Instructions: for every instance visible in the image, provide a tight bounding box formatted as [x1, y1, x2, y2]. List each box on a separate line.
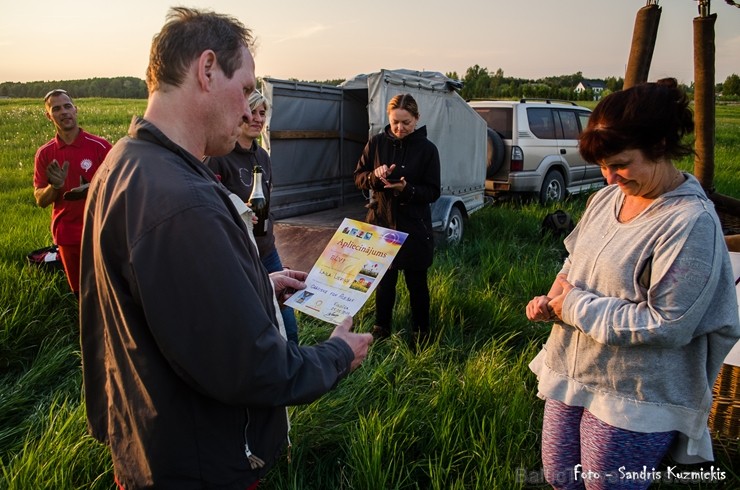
[530, 173, 740, 464]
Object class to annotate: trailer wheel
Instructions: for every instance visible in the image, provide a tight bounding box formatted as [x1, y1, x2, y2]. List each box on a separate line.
[485, 128, 505, 179]
[444, 207, 464, 245]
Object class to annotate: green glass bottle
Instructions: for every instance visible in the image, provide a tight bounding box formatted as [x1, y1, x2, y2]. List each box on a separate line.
[248, 165, 268, 237]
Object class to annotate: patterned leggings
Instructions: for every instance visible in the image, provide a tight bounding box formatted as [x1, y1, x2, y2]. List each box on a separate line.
[542, 399, 676, 489]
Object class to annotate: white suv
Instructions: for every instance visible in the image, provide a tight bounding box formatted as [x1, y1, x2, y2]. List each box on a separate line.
[469, 99, 604, 203]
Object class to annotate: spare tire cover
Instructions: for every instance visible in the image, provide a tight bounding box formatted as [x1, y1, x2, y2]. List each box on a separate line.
[486, 128, 505, 179]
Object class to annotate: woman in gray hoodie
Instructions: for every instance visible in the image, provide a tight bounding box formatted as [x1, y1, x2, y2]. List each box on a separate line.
[526, 78, 740, 489]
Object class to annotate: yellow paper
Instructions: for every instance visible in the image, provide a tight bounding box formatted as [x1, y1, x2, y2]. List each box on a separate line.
[284, 218, 408, 324]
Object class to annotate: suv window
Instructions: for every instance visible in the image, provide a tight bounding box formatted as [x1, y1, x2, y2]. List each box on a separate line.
[474, 107, 513, 139]
[556, 110, 580, 140]
[469, 99, 601, 203]
[527, 108, 556, 139]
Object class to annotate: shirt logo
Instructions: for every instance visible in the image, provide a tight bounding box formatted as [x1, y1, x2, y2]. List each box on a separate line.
[239, 168, 253, 187]
[81, 159, 93, 172]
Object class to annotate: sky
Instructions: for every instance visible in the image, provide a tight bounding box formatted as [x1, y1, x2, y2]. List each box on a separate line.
[1, 0, 738, 86]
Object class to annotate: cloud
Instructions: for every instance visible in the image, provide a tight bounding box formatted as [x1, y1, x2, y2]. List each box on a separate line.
[275, 24, 328, 44]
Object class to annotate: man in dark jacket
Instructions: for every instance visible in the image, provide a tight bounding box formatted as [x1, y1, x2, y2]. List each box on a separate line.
[80, 8, 372, 489]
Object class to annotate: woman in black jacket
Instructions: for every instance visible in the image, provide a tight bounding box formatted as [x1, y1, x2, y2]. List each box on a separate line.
[354, 93, 441, 343]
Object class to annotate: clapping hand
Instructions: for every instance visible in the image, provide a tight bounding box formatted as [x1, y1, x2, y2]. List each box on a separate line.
[46, 160, 69, 189]
[64, 175, 90, 201]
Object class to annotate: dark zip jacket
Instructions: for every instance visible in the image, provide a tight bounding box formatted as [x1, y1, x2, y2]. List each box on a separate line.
[80, 117, 354, 489]
[205, 140, 277, 258]
[354, 124, 441, 269]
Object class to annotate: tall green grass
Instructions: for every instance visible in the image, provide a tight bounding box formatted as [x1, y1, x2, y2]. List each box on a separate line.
[0, 99, 738, 489]
[0, 98, 144, 490]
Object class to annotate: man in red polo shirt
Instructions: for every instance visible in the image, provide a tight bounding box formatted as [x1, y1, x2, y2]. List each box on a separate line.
[33, 89, 112, 295]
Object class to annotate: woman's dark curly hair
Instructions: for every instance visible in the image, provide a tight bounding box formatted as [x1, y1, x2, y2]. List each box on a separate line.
[579, 78, 695, 164]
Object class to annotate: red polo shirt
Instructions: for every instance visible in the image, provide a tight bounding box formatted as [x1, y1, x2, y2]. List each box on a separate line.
[34, 128, 112, 246]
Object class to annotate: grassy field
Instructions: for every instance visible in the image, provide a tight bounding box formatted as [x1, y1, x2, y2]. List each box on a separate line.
[0, 98, 738, 489]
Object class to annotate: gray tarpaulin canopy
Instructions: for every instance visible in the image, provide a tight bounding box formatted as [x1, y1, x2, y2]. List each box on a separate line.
[343, 69, 485, 197]
[340, 69, 464, 91]
[262, 69, 486, 221]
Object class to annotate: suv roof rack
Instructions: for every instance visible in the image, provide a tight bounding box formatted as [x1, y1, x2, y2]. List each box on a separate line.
[519, 98, 578, 106]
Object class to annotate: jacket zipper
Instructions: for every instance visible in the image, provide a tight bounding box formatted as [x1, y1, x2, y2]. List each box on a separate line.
[243, 409, 265, 469]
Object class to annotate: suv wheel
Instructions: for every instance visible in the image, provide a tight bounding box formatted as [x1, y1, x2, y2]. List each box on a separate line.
[485, 129, 505, 178]
[539, 170, 565, 204]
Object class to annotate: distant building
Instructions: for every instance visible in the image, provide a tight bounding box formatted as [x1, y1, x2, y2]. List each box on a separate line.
[575, 80, 606, 100]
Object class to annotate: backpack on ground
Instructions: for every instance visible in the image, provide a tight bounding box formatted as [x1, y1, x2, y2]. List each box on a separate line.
[541, 210, 574, 238]
[27, 244, 64, 271]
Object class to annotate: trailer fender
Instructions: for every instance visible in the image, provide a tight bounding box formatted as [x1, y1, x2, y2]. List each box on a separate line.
[431, 196, 467, 246]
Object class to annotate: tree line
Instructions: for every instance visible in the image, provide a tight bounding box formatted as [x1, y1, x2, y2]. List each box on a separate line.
[0, 77, 147, 99]
[283, 70, 621, 101]
[446, 67, 624, 101]
[2, 70, 738, 101]
[445, 67, 740, 101]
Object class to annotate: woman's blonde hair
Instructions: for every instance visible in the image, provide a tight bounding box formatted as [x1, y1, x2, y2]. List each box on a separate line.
[387, 93, 419, 119]
[249, 89, 269, 112]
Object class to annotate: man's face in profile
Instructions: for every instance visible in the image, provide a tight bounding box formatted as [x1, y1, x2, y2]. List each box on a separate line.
[205, 47, 256, 157]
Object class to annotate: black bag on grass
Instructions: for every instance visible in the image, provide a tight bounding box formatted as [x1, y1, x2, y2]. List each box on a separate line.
[27, 244, 64, 271]
[541, 210, 574, 238]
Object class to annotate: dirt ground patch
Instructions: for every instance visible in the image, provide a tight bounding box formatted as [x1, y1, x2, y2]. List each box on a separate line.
[274, 200, 367, 273]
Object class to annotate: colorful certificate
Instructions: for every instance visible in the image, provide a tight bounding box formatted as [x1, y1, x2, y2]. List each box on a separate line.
[283, 218, 407, 324]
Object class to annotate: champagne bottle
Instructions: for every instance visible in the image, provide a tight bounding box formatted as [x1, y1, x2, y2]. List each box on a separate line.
[248, 165, 269, 237]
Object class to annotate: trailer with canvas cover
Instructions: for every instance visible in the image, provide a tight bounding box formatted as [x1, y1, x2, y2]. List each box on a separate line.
[260, 69, 488, 249]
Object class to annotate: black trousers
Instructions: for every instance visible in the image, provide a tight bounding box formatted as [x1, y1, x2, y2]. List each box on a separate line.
[375, 267, 429, 332]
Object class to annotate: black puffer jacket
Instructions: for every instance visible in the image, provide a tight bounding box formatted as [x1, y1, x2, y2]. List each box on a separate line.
[354, 125, 441, 270]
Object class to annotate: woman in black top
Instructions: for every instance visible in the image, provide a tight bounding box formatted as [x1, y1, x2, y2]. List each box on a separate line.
[354, 93, 441, 343]
[207, 90, 300, 343]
